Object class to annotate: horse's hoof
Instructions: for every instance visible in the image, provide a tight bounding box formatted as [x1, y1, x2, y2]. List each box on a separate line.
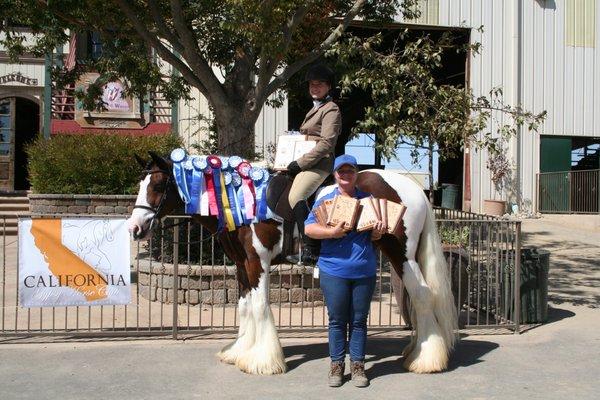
[236, 353, 288, 375]
[403, 336, 449, 373]
[216, 350, 237, 365]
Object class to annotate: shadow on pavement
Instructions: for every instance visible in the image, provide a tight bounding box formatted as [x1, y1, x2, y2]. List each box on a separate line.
[545, 305, 576, 324]
[284, 337, 499, 378]
[521, 229, 600, 309]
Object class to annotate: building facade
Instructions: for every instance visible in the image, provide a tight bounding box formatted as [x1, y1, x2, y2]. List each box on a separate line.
[2, 1, 599, 214]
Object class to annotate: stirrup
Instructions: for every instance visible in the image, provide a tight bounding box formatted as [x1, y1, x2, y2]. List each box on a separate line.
[285, 251, 317, 266]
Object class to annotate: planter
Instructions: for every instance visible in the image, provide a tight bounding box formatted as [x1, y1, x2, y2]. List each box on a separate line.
[136, 259, 323, 306]
[28, 194, 137, 215]
[483, 199, 506, 216]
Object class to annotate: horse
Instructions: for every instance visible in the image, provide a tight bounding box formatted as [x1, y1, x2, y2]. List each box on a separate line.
[127, 152, 458, 375]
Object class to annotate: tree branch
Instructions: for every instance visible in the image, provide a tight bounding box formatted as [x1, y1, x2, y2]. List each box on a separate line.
[169, 0, 228, 108]
[261, 0, 367, 101]
[112, 0, 210, 98]
[34, 1, 87, 28]
[147, 0, 184, 54]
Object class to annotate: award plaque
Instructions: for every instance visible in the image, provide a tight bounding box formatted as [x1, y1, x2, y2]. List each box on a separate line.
[273, 134, 317, 170]
[356, 197, 380, 232]
[326, 195, 360, 231]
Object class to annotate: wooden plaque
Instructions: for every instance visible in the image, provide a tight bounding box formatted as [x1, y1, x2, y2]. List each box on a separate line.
[326, 195, 360, 231]
[356, 197, 380, 232]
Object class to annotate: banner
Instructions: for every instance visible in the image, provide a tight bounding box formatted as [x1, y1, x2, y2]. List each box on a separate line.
[18, 218, 131, 307]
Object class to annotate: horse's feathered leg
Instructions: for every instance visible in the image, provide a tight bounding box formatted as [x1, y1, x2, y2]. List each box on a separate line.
[234, 224, 286, 375]
[401, 204, 456, 373]
[217, 286, 254, 365]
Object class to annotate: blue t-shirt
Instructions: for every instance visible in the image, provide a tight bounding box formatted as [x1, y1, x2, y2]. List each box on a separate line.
[305, 188, 377, 279]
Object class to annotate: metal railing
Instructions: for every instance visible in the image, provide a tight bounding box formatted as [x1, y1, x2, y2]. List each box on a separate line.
[537, 169, 599, 214]
[0, 213, 522, 339]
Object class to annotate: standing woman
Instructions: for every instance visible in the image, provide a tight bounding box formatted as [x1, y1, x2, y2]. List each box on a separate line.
[286, 64, 342, 265]
[304, 154, 386, 387]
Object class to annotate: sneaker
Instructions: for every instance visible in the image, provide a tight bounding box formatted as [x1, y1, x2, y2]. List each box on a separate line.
[328, 361, 345, 387]
[350, 361, 369, 387]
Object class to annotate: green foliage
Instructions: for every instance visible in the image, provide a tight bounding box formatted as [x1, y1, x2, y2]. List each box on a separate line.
[329, 29, 546, 197]
[26, 133, 182, 194]
[0, 0, 419, 157]
[438, 225, 470, 246]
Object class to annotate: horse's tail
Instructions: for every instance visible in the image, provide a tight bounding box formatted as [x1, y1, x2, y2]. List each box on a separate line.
[417, 204, 458, 351]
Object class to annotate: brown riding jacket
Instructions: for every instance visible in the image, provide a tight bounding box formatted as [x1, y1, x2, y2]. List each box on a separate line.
[297, 100, 342, 173]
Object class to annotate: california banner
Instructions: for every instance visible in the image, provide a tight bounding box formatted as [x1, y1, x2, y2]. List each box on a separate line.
[18, 218, 131, 307]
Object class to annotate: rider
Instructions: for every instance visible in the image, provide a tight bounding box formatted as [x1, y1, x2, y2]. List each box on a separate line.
[286, 64, 342, 265]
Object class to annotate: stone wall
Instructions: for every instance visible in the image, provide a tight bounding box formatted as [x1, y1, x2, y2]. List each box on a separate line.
[29, 194, 137, 215]
[136, 259, 324, 306]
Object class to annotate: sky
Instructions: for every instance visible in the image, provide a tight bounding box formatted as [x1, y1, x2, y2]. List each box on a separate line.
[344, 133, 439, 188]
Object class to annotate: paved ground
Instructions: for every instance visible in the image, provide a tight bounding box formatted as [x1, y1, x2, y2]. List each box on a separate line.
[1, 215, 599, 399]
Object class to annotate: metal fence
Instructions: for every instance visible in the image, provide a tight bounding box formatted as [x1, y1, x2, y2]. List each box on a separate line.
[0, 212, 521, 339]
[537, 169, 599, 214]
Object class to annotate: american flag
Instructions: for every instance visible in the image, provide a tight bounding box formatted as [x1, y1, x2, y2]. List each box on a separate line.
[64, 33, 77, 71]
[59, 33, 77, 117]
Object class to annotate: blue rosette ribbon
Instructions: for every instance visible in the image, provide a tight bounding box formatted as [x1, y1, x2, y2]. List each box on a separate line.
[251, 167, 269, 222]
[187, 156, 207, 214]
[170, 148, 191, 204]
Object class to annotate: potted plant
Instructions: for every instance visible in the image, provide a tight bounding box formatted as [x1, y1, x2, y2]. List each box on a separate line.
[483, 140, 512, 216]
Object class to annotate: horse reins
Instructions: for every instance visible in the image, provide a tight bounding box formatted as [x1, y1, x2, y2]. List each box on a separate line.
[132, 169, 180, 231]
[133, 169, 217, 239]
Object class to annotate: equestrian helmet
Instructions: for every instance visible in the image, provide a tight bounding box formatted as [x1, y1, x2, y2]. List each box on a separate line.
[304, 64, 335, 86]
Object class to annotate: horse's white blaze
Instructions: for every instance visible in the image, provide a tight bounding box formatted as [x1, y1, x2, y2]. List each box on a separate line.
[127, 175, 154, 239]
[217, 294, 254, 364]
[233, 224, 286, 375]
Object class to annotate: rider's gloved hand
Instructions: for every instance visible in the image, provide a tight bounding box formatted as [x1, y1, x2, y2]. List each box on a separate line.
[287, 161, 302, 177]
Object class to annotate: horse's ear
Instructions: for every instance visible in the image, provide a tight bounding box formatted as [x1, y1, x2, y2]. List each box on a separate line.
[148, 151, 170, 170]
[134, 153, 147, 168]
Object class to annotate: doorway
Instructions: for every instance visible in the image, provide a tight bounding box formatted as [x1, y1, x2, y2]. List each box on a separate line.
[0, 97, 40, 191]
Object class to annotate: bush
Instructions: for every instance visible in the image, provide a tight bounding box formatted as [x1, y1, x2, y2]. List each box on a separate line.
[27, 133, 183, 194]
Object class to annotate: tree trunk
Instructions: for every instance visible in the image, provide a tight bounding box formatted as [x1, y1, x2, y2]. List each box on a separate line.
[213, 108, 257, 159]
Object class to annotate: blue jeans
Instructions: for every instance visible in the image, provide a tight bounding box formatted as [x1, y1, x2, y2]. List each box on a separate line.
[319, 271, 376, 362]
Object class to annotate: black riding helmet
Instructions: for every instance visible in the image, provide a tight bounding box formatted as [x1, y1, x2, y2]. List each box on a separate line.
[304, 64, 335, 87]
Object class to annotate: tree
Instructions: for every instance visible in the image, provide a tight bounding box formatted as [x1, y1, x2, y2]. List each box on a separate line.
[0, 0, 419, 158]
[329, 30, 546, 203]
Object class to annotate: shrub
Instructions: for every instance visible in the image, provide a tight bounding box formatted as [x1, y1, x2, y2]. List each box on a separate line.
[27, 133, 182, 194]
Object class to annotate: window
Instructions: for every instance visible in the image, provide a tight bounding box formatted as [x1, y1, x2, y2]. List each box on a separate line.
[0, 99, 11, 157]
[566, 0, 596, 47]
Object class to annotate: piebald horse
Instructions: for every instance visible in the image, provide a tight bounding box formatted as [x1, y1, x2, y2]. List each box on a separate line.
[127, 152, 457, 375]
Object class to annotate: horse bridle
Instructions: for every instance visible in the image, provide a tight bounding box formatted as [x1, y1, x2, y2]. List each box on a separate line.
[133, 169, 173, 231]
[133, 167, 221, 243]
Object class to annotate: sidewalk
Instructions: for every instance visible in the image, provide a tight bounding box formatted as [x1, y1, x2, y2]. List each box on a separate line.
[1, 215, 599, 399]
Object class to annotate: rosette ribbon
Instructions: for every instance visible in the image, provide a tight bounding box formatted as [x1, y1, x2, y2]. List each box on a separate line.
[219, 171, 236, 231]
[207, 155, 225, 231]
[251, 167, 269, 222]
[188, 156, 208, 215]
[170, 148, 191, 205]
[236, 161, 256, 224]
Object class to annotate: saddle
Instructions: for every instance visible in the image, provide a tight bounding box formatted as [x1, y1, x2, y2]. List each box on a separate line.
[266, 172, 333, 259]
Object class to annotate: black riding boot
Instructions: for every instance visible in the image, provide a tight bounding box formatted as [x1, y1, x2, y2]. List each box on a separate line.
[286, 201, 320, 265]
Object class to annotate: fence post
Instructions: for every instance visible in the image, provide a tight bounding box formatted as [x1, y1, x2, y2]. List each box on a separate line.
[172, 220, 179, 339]
[514, 221, 521, 334]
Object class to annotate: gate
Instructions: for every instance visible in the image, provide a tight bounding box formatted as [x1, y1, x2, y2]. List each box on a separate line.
[0, 212, 522, 340]
[537, 169, 600, 213]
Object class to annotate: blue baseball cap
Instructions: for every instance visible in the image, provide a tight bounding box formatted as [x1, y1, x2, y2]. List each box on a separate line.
[333, 154, 358, 172]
